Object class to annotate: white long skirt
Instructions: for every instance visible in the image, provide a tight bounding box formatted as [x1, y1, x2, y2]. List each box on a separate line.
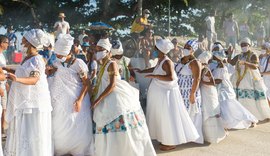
[220, 99, 258, 129]
[94, 109, 156, 156]
[52, 94, 94, 156]
[201, 85, 226, 143]
[4, 109, 52, 156]
[147, 81, 199, 146]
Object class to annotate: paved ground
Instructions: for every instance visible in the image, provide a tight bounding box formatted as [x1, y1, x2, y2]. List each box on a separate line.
[155, 120, 270, 156]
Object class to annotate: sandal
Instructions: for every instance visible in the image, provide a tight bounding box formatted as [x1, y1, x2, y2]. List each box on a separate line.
[159, 144, 176, 151]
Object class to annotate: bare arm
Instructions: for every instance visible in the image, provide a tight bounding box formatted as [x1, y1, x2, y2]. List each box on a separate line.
[74, 73, 89, 112]
[0, 68, 6, 81]
[91, 62, 118, 109]
[145, 60, 174, 81]
[190, 60, 202, 96]
[8, 72, 39, 85]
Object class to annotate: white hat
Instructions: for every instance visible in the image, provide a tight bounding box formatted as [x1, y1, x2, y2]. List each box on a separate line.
[213, 50, 226, 61]
[97, 38, 112, 51]
[263, 42, 270, 50]
[198, 51, 212, 64]
[156, 39, 174, 54]
[111, 40, 124, 56]
[54, 34, 74, 56]
[23, 29, 50, 49]
[240, 37, 251, 45]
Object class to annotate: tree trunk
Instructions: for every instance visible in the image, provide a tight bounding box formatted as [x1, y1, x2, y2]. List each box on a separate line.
[102, 0, 111, 20]
[138, 0, 143, 16]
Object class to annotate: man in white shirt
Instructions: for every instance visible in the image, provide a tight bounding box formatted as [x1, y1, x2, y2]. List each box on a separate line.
[54, 13, 70, 39]
[205, 10, 217, 50]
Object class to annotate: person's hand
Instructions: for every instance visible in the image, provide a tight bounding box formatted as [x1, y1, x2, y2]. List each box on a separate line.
[133, 68, 142, 73]
[227, 46, 234, 56]
[8, 73, 17, 81]
[129, 76, 135, 82]
[145, 74, 155, 79]
[189, 93, 196, 104]
[73, 99, 82, 112]
[91, 97, 102, 110]
[238, 60, 246, 65]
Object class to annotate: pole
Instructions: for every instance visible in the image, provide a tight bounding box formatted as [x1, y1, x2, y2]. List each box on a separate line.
[168, 0, 171, 37]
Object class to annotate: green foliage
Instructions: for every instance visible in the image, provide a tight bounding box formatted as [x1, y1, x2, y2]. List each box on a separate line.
[0, 0, 270, 37]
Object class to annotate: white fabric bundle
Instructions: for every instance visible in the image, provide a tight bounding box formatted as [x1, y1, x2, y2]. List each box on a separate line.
[198, 51, 212, 64]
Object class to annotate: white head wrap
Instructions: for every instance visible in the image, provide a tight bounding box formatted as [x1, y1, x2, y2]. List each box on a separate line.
[240, 37, 251, 45]
[23, 29, 50, 49]
[212, 43, 223, 51]
[263, 42, 270, 50]
[186, 39, 198, 51]
[156, 39, 174, 54]
[111, 40, 124, 55]
[198, 51, 212, 64]
[54, 34, 74, 56]
[97, 38, 112, 51]
[213, 50, 226, 61]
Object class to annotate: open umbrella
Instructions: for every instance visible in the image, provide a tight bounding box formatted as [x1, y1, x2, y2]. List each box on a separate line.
[89, 22, 114, 30]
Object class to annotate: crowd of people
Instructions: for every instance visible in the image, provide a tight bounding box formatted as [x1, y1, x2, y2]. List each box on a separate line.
[0, 10, 270, 156]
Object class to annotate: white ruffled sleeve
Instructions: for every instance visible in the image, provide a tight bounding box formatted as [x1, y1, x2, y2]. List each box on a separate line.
[25, 56, 45, 76]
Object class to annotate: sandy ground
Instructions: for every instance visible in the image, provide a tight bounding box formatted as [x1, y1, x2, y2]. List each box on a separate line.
[155, 120, 270, 156]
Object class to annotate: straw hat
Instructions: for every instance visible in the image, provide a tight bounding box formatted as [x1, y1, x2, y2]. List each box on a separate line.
[59, 12, 66, 18]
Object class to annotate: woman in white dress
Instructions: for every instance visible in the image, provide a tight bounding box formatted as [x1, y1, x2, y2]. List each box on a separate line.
[139, 39, 199, 150]
[197, 51, 226, 143]
[4, 29, 52, 156]
[229, 37, 270, 121]
[91, 38, 156, 156]
[48, 34, 94, 156]
[0, 35, 9, 156]
[259, 42, 270, 105]
[175, 39, 204, 144]
[212, 50, 258, 129]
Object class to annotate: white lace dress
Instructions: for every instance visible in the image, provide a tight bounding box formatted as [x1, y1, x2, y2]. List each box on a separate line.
[93, 60, 156, 156]
[213, 67, 258, 129]
[175, 60, 204, 144]
[147, 56, 199, 145]
[5, 55, 52, 156]
[49, 59, 94, 156]
[200, 67, 226, 143]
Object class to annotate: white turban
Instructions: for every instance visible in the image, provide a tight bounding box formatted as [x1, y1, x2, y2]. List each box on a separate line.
[97, 38, 112, 51]
[240, 37, 251, 45]
[111, 40, 124, 56]
[156, 39, 174, 54]
[212, 43, 223, 51]
[263, 42, 270, 50]
[54, 34, 74, 56]
[23, 29, 50, 49]
[198, 51, 212, 64]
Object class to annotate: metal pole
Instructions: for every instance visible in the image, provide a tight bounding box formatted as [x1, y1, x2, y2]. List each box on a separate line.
[138, 0, 143, 16]
[168, 0, 171, 37]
